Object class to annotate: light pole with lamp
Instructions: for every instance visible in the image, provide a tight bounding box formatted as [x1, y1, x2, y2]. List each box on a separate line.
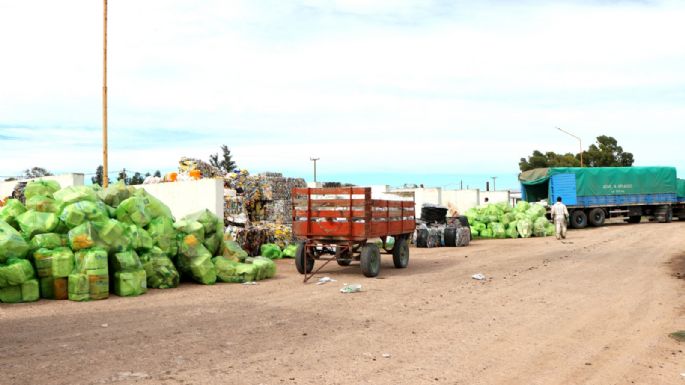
[556, 126, 583, 167]
[310, 157, 320, 183]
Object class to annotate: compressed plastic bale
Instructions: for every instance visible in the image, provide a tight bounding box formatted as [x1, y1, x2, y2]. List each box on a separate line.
[252, 256, 276, 279]
[533, 217, 549, 237]
[0, 199, 27, 229]
[222, 240, 248, 262]
[111, 250, 143, 272]
[505, 224, 519, 239]
[68, 273, 90, 301]
[74, 248, 109, 272]
[68, 222, 98, 251]
[0, 285, 22, 303]
[39, 277, 68, 300]
[26, 195, 59, 213]
[24, 180, 61, 200]
[490, 222, 506, 239]
[517, 218, 533, 238]
[51, 247, 74, 278]
[514, 201, 531, 213]
[0, 258, 35, 286]
[21, 279, 39, 302]
[54, 186, 97, 207]
[179, 234, 211, 259]
[260, 243, 282, 259]
[60, 201, 108, 229]
[114, 270, 147, 296]
[87, 271, 109, 300]
[115, 196, 152, 227]
[282, 244, 297, 258]
[212, 256, 242, 283]
[203, 231, 223, 256]
[100, 181, 130, 207]
[190, 254, 217, 285]
[174, 220, 205, 242]
[0, 220, 30, 262]
[16, 210, 59, 238]
[132, 189, 173, 220]
[235, 263, 257, 283]
[93, 219, 131, 252]
[142, 255, 179, 289]
[545, 223, 556, 237]
[127, 225, 153, 251]
[182, 209, 221, 235]
[480, 228, 494, 239]
[147, 217, 178, 257]
[469, 227, 479, 239]
[29, 233, 65, 251]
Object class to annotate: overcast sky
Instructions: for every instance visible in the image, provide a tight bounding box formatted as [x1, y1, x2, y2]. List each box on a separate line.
[1, 0, 684, 189]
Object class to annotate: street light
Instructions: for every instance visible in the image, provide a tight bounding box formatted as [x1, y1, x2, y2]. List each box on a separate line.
[310, 157, 320, 183]
[491, 176, 497, 191]
[556, 126, 583, 167]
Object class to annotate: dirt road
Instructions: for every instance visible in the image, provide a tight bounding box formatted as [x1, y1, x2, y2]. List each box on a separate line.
[1, 221, 684, 385]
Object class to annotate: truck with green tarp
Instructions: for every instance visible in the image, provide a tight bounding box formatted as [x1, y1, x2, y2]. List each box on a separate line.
[518, 166, 685, 228]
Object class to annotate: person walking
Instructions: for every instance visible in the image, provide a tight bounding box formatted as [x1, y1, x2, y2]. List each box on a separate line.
[551, 196, 569, 240]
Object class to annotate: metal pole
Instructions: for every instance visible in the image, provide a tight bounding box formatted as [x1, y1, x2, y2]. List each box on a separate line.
[556, 126, 583, 167]
[102, 0, 109, 187]
[491, 176, 497, 191]
[310, 157, 319, 183]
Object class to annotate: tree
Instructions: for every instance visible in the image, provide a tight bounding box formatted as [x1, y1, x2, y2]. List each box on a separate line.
[117, 169, 129, 185]
[582, 135, 634, 167]
[153, 170, 161, 178]
[209, 145, 237, 174]
[23, 167, 53, 179]
[129, 172, 145, 185]
[519, 135, 633, 171]
[91, 165, 110, 186]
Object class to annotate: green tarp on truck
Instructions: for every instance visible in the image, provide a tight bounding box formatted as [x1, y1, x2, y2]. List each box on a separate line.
[519, 167, 678, 203]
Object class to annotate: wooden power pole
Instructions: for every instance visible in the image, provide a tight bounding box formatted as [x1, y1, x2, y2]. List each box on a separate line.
[103, 0, 109, 187]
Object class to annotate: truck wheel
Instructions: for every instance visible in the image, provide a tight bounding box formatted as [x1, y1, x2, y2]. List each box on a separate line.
[570, 210, 588, 229]
[295, 242, 314, 274]
[588, 208, 606, 227]
[654, 205, 672, 223]
[666, 207, 673, 223]
[392, 238, 409, 268]
[360, 244, 381, 277]
[626, 216, 641, 223]
[443, 227, 457, 247]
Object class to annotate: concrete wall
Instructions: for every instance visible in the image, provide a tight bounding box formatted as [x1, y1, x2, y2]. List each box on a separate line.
[0, 174, 85, 199]
[134, 178, 224, 221]
[442, 189, 480, 215]
[480, 191, 511, 206]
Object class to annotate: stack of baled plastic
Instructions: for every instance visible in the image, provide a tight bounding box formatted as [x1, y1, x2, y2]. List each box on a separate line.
[465, 201, 555, 240]
[174, 210, 219, 285]
[0, 208, 38, 303]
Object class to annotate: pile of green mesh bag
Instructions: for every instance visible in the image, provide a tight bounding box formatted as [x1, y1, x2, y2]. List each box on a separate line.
[464, 201, 555, 240]
[0, 179, 279, 304]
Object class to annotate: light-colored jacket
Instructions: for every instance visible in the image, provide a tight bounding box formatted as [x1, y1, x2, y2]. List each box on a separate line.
[551, 202, 569, 221]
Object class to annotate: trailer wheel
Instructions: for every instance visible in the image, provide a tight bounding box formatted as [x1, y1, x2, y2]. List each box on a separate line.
[295, 242, 314, 274]
[360, 244, 381, 277]
[666, 207, 673, 223]
[588, 208, 606, 227]
[392, 238, 409, 268]
[626, 216, 641, 223]
[570, 210, 588, 229]
[654, 205, 673, 223]
[443, 227, 457, 247]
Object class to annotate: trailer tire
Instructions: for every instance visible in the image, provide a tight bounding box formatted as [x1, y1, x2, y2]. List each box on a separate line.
[570, 210, 588, 229]
[295, 242, 314, 274]
[443, 227, 457, 247]
[588, 208, 606, 227]
[392, 238, 409, 268]
[626, 216, 641, 223]
[360, 244, 381, 277]
[654, 205, 673, 223]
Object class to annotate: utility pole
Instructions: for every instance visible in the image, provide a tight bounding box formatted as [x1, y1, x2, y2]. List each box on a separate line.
[556, 126, 583, 167]
[491, 176, 497, 191]
[102, 0, 109, 187]
[310, 157, 320, 183]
